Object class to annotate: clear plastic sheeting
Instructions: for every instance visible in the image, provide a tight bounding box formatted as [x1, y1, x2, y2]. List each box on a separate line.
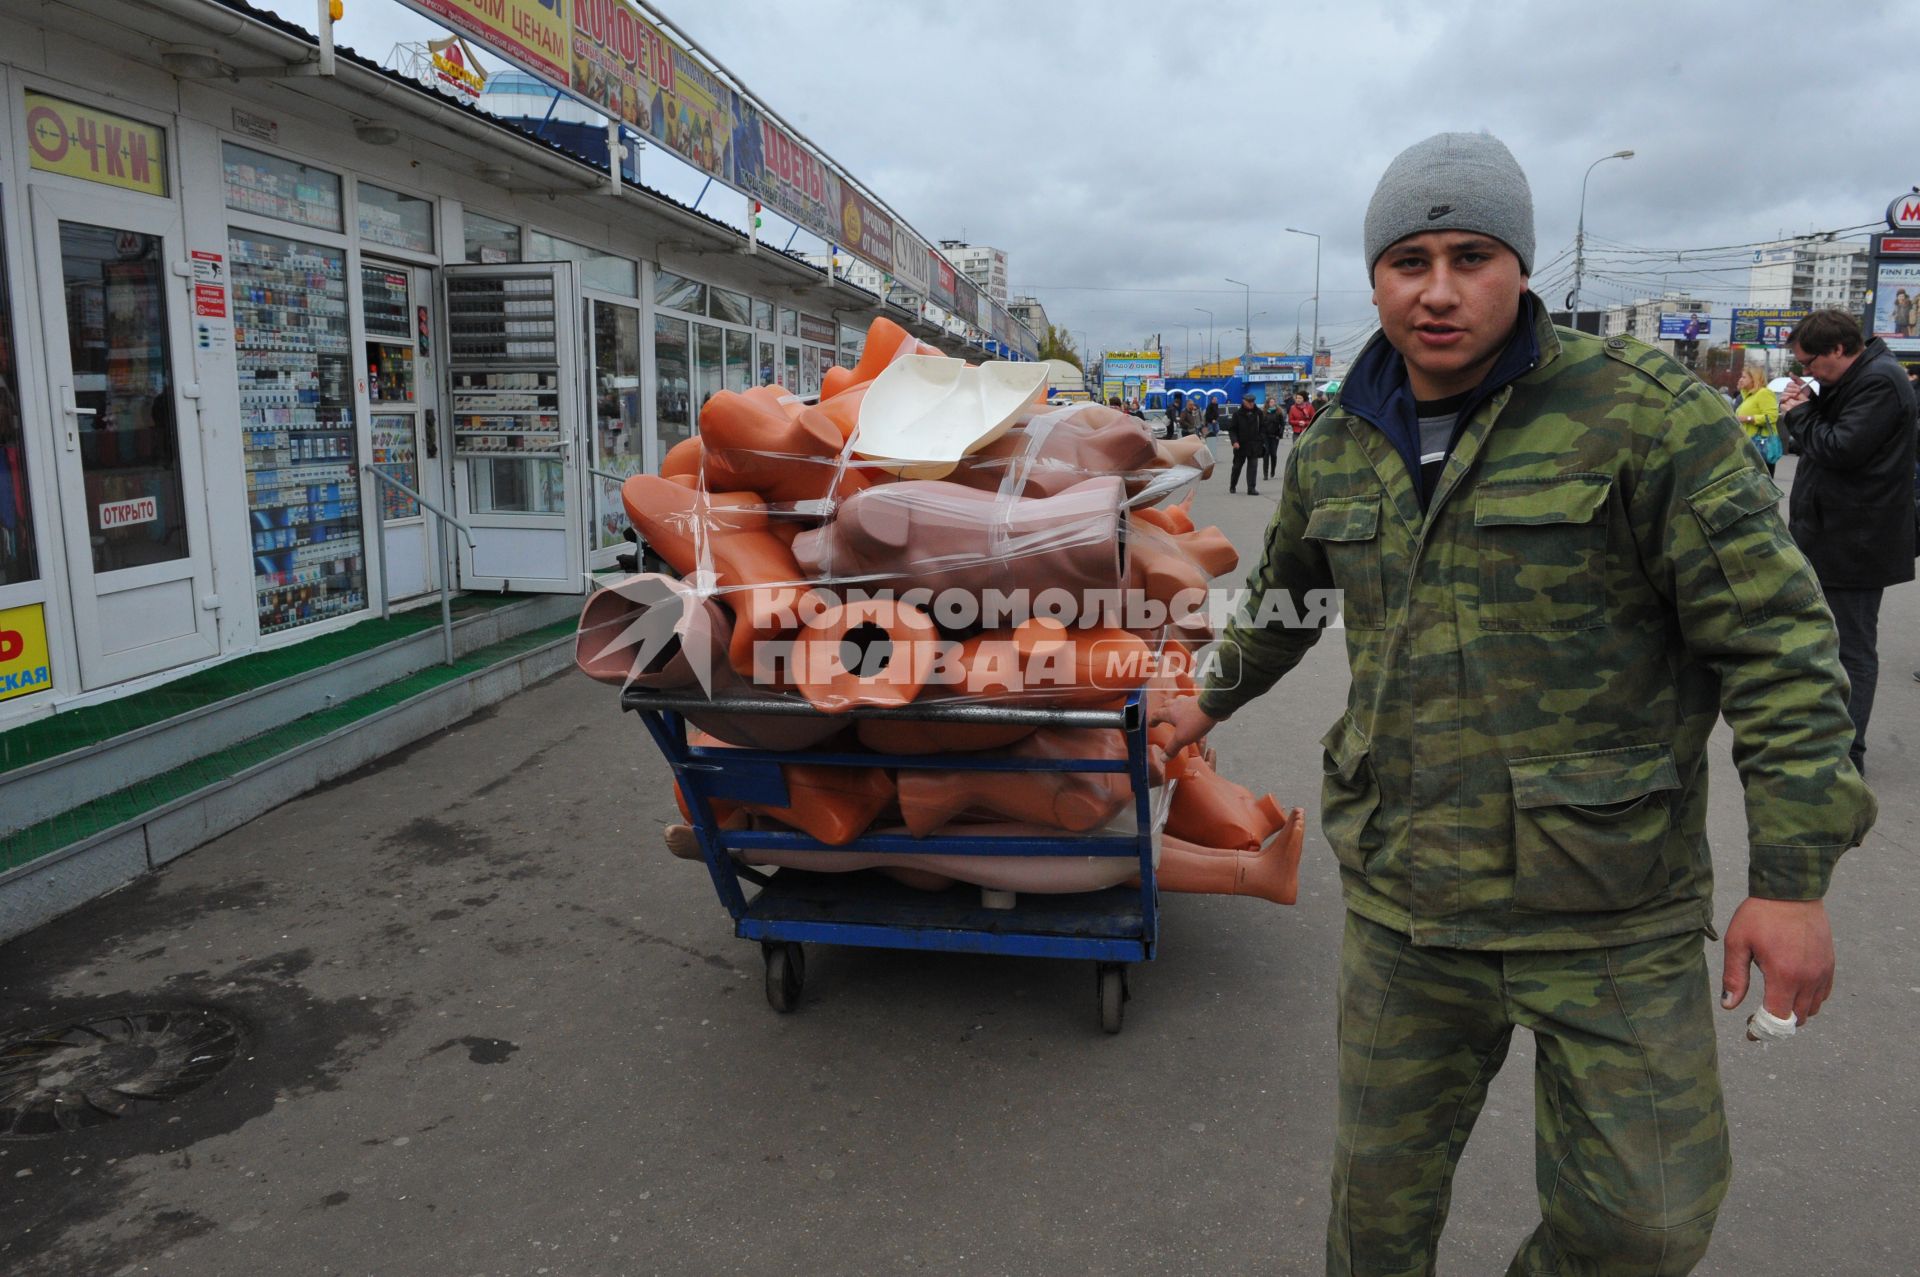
[580, 316, 1306, 899]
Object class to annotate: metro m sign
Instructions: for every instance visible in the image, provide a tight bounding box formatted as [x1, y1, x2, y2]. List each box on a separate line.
[1887, 190, 1920, 231]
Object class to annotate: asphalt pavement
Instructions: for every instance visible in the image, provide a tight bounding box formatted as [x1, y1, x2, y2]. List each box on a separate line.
[2, 442, 1915, 1276]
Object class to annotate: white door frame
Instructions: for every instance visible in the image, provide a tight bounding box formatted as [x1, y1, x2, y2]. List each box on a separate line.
[29, 185, 219, 688]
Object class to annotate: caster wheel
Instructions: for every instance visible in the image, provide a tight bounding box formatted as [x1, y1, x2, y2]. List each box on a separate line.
[1096, 963, 1129, 1035]
[764, 942, 805, 1013]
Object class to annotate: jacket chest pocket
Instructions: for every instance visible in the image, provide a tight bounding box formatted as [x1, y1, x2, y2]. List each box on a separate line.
[1306, 498, 1385, 630]
[1474, 476, 1611, 631]
[1507, 743, 1680, 913]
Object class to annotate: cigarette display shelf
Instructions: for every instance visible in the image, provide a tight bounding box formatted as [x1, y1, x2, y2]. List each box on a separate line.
[230, 231, 367, 635]
[447, 275, 557, 364]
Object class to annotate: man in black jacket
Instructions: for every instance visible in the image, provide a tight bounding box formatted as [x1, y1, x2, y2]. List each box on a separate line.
[1782, 309, 1919, 775]
[1227, 393, 1264, 494]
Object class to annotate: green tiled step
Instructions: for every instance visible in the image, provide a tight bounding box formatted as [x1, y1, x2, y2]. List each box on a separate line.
[0, 593, 531, 778]
[0, 618, 575, 878]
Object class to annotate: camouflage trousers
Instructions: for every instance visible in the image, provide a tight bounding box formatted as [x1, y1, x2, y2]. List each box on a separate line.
[1327, 912, 1730, 1277]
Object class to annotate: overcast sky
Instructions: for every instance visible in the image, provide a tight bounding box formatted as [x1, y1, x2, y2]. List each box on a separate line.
[281, 0, 1917, 368]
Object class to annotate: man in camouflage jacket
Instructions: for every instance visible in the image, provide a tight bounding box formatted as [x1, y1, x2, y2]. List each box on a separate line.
[1166, 133, 1873, 1276]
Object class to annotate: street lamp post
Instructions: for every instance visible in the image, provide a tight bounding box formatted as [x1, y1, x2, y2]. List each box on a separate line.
[1293, 296, 1316, 354]
[1194, 308, 1213, 374]
[1572, 149, 1634, 327]
[1285, 227, 1320, 387]
[1225, 277, 1252, 357]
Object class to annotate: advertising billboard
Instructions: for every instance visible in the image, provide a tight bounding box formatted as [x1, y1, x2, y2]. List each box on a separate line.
[1869, 258, 1920, 352]
[1730, 307, 1807, 348]
[394, 0, 944, 290]
[1656, 313, 1710, 341]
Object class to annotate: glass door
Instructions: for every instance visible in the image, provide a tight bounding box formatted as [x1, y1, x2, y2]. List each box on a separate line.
[443, 261, 584, 592]
[587, 298, 642, 568]
[363, 262, 436, 600]
[31, 187, 218, 687]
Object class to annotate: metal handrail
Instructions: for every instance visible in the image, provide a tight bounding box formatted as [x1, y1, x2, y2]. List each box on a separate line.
[589, 465, 635, 485]
[363, 465, 479, 666]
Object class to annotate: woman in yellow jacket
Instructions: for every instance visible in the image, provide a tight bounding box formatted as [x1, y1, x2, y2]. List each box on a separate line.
[1734, 365, 1782, 475]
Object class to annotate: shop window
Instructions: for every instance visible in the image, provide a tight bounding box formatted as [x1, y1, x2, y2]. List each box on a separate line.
[229, 230, 365, 635]
[695, 323, 725, 411]
[839, 325, 865, 370]
[0, 204, 38, 586]
[464, 211, 520, 264]
[357, 183, 434, 254]
[591, 302, 643, 549]
[710, 286, 750, 326]
[753, 299, 774, 332]
[653, 313, 692, 459]
[222, 142, 343, 233]
[655, 270, 706, 316]
[528, 231, 636, 297]
[724, 329, 752, 394]
[757, 339, 776, 387]
[778, 307, 798, 337]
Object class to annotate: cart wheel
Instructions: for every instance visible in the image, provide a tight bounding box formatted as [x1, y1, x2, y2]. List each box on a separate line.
[1096, 963, 1129, 1035]
[764, 942, 805, 1013]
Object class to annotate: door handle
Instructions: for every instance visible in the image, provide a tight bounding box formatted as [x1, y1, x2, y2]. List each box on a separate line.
[59, 384, 95, 451]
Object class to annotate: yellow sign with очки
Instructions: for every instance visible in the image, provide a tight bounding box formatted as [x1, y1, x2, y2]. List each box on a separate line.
[23, 93, 168, 197]
[0, 603, 53, 703]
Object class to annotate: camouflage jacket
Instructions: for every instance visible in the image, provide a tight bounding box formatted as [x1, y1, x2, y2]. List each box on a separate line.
[1199, 304, 1875, 949]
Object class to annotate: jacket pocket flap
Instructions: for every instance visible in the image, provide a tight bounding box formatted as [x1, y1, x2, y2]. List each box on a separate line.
[1474, 476, 1611, 527]
[1508, 743, 1680, 810]
[1319, 713, 1372, 781]
[1305, 499, 1380, 542]
[1686, 467, 1784, 537]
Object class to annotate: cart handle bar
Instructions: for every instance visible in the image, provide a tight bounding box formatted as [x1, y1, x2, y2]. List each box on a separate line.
[622, 687, 1142, 732]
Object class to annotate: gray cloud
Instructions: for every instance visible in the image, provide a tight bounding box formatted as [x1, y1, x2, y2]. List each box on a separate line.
[296, 0, 1915, 363]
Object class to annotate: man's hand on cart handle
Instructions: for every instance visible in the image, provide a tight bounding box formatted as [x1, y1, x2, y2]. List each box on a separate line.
[1161, 697, 1219, 760]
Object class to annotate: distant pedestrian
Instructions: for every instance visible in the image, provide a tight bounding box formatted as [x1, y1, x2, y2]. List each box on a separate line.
[1733, 365, 1781, 476]
[1781, 308, 1918, 777]
[1227, 393, 1263, 494]
[1203, 399, 1222, 437]
[1261, 395, 1284, 479]
[1287, 389, 1313, 439]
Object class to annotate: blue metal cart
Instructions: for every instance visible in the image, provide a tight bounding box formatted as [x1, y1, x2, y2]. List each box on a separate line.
[624, 689, 1162, 1033]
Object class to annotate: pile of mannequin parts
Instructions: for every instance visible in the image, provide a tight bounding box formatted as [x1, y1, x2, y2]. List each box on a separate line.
[575, 316, 1304, 906]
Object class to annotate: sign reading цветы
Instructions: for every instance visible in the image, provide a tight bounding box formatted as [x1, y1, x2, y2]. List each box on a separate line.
[98, 496, 159, 530]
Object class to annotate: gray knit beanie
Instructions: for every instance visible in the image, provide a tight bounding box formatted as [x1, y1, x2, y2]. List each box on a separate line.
[1363, 132, 1534, 279]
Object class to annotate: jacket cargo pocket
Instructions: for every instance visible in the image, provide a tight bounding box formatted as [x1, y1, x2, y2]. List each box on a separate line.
[1320, 712, 1382, 874]
[1475, 475, 1610, 631]
[1305, 498, 1384, 630]
[1507, 743, 1680, 913]
[1685, 468, 1809, 622]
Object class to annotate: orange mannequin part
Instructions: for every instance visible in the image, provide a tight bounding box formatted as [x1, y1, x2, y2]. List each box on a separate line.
[791, 595, 941, 713]
[819, 317, 939, 399]
[791, 476, 1127, 602]
[1126, 514, 1238, 579]
[660, 436, 703, 482]
[620, 474, 807, 678]
[1165, 751, 1293, 851]
[676, 732, 894, 847]
[1128, 527, 1212, 611]
[1156, 435, 1215, 478]
[662, 811, 1304, 905]
[896, 727, 1132, 837]
[574, 576, 844, 751]
[1155, 812, 1305, 906]
[696, 388, 865, 504]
